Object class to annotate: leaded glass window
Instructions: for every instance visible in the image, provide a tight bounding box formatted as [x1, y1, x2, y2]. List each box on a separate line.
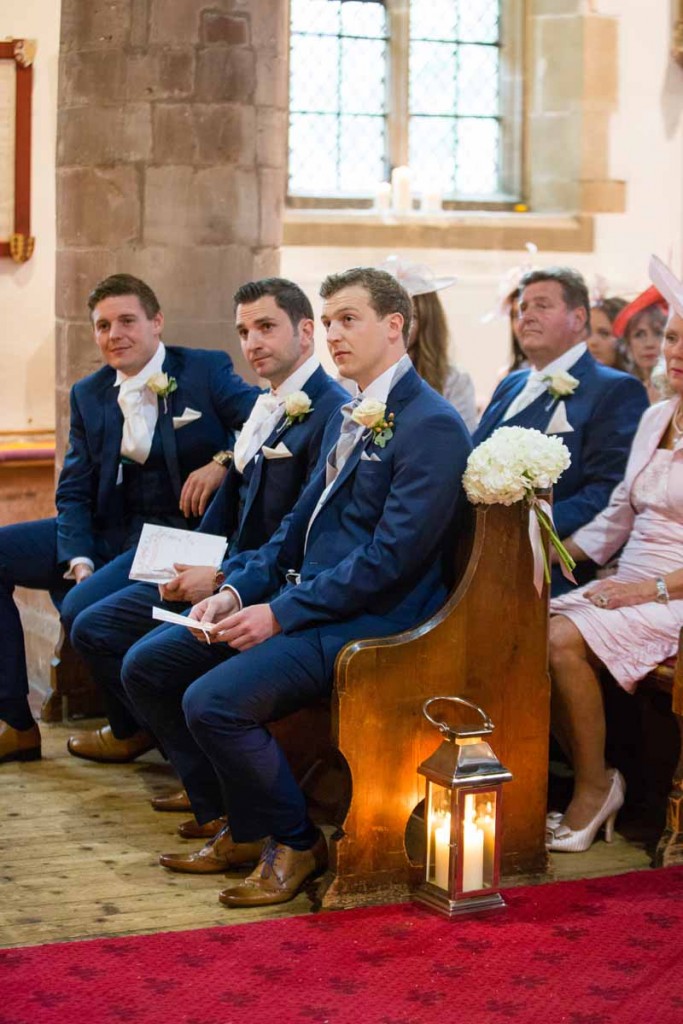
[288, 0, 515, 203]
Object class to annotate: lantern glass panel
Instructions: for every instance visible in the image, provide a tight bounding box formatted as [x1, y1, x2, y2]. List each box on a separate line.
[461, 789, 497, 891]
[425, 781, 452, 890]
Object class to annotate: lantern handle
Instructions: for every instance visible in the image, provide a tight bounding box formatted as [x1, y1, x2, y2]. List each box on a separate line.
[422, 696, 495, 740]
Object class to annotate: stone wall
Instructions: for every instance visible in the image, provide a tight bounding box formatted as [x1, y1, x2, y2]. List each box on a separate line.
[56, 0, 289, 452]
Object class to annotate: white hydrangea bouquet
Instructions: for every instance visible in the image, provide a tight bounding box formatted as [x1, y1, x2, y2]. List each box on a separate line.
[463, 426, 576, 595]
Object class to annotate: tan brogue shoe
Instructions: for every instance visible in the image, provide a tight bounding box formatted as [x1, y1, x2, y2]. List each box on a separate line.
[67, 725, 154, 763]
[0, 720, 41, 764]
[177, 815, 227, 840]
[151, 789, 191, 813]
[159, 824, 265, 874]
[218, 832, 328, 907]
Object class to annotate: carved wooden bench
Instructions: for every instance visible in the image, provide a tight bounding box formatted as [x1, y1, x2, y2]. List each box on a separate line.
[272, 500, 552, 909]
[639, 629, 683, 866]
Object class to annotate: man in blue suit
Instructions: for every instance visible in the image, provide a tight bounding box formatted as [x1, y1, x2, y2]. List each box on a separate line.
[474, 267, 649, 594]
[69, 278, 347, 777]
[0, 274, 259, 765]
[120, 267, 472, 908]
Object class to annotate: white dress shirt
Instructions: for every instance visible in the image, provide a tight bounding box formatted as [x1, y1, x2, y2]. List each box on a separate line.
[503, 342, 586, 421]
[66, 342, 167, 578]
[233, 355, 320, 474]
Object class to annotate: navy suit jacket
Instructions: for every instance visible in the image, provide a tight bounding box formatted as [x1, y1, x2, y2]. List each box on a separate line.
[226, 367, 472, 660]
[55, 346, 260, 567]
[473, 351, 649, 540]
[199, 365, 347, 555]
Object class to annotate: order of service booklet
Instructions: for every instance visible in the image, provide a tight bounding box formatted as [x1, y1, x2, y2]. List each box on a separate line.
[128, 523, 227, 585]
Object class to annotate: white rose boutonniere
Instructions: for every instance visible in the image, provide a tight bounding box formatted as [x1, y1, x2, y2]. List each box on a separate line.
[283, 390, 313, 427]
[542, 370, 579, 400]
[351, 397, 395, 448]
[146, 372, 178, 412]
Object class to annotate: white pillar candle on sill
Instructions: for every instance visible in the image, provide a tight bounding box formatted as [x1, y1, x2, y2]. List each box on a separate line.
[391, 165, 412, 213]
[421, 187, 443, 214]
[373, 182, 392, 211]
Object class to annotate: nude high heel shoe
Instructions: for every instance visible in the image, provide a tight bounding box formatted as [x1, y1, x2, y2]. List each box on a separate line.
[546, 769, 625, 853]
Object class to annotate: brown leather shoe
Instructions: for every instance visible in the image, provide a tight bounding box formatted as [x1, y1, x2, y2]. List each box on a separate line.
[151, 789, 191, 813]
[159, 824, 265, 874]
[0, 720, 41, 764]
[218, 832, 328, 907]
[177, 815, 227, 840]
[67, 725, 154, 763]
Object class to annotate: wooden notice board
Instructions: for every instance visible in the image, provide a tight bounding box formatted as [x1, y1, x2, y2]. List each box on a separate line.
[0, 39, 35, 262]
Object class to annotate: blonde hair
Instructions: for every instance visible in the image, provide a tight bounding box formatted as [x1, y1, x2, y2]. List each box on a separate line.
[409, 291, 450, 394]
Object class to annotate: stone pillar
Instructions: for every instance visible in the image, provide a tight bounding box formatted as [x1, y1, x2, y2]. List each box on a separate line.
[528, 1, 625, 214]
[55, 0, 289, 450]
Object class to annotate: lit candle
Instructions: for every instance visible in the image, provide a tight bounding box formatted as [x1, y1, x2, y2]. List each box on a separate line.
[462, 794, 484, 892]
[433, 812, 451, 890]
[373, 181, 392, 211]
[421, 187, 443, 215]
[391, 165, 412, 214]
[479, 807, 496, 883]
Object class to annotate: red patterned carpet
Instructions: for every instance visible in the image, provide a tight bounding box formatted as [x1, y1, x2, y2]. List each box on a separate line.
[3, 868, 683, 1024]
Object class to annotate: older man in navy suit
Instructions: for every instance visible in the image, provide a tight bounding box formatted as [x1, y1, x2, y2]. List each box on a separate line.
[0, 274, 259, 765]
[120, 267, 472, 908]
[69, 278, 347, 781]
[474, 267, 649, 594]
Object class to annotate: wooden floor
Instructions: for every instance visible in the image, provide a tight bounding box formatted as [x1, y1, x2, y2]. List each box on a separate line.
[0, 719, 656, 950]
[0, 720, 314, 949]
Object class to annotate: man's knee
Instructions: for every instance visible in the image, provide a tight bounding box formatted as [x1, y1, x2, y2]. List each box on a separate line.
[122, 639, 167, 702]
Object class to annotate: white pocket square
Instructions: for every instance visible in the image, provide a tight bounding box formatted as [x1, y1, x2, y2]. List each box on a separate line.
[262, 442, 293, 460]
[545, 401, 574, 434]
[360, 450, 381, 462]
[172, 407, 202, 429]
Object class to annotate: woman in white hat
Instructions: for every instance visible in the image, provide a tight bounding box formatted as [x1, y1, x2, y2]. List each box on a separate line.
[379, 256, 478, 431]
[546, 255, 683, 853]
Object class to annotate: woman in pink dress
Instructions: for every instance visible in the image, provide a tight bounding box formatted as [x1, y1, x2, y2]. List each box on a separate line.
[547, 265, 683, 853]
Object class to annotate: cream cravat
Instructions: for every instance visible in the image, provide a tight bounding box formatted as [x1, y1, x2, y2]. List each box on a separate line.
[502, 371, 548, 421]
[233, 393, 284, 473]
[118, 378, 154, 464]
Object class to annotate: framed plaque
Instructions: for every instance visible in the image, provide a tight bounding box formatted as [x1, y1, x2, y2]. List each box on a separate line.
[0, 39, 35, 262]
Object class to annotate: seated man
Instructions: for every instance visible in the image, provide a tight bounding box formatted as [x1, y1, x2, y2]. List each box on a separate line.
[0, 274, 259, 764]
[120, 267, 473, 908]
[474, 266, 649, 594]
[69, 277, 347, 770]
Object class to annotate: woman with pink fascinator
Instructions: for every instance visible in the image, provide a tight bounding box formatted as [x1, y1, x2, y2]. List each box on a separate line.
[378, 256, 478, 431]
[546, 255, 683, 853]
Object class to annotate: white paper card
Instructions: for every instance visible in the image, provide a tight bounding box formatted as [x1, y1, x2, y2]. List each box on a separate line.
[129, 523, 227, 584]
[152, 605, 215, 641]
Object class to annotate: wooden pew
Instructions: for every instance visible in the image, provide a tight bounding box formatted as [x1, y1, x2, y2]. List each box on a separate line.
[640, 628, 683, 866]
[280, 500, 551, 910]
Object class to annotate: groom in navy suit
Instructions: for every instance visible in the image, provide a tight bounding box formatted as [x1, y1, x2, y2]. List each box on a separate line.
[0, 274, 259, 765]
[69, 278, 347, 776]
[120, 267, 472, 907]
[474, 267, 649, 594]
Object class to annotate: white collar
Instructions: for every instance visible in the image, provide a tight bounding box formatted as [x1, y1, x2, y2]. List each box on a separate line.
[115, 342, 166, 388]
[353, 353, 412, 404]
[531, 342, 586, 379]
[271, 355, 320, 399]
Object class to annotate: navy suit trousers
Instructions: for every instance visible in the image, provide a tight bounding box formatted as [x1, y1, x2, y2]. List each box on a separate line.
[0, 517, 136, 727]
[121, 623, 334, 840]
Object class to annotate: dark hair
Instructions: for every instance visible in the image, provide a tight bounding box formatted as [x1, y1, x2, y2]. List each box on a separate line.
[410, 291, 449, 393]
[519, 266, 591, 326]
[594, 296, 627, 325]
[233, 278, 314, 329]
[87, 274, 161, 319]
[623, 303, 667, 343]
[319, 267, 413, 343]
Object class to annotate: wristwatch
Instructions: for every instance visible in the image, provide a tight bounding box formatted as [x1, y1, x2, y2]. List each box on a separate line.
[654, 577, 669, 604]
[212, 450, 233, 468]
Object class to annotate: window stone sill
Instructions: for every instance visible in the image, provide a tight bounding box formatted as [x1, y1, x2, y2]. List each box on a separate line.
[283, 209, 595, 253]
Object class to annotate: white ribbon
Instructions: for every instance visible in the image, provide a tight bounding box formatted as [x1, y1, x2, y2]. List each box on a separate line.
[527, 497, 576, 597]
